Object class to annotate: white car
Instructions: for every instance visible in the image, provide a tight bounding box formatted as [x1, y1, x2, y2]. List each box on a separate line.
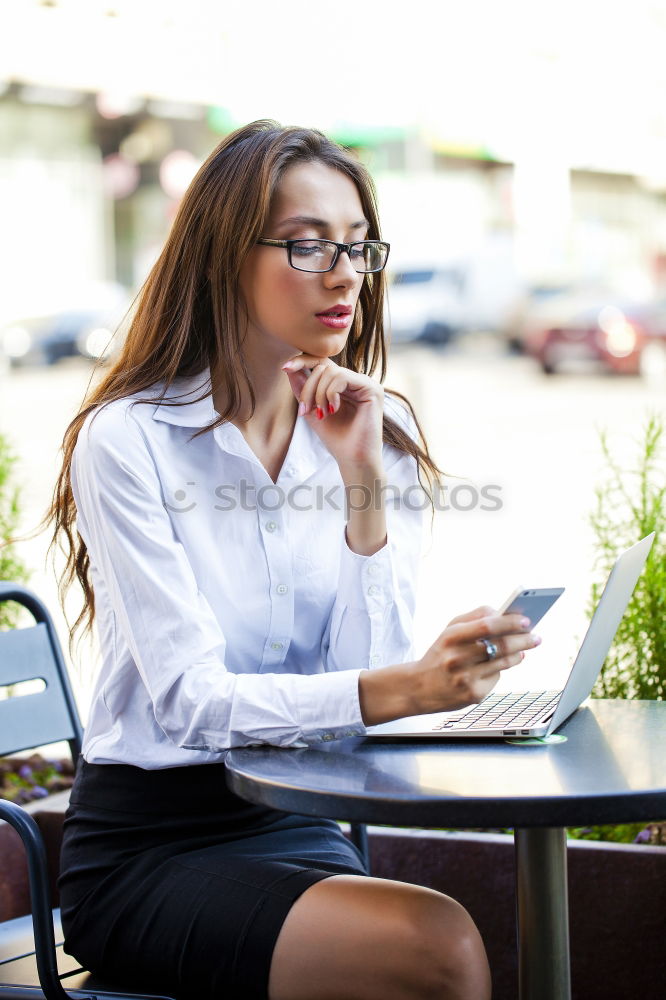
[385, 267, 466, 345]
[0, 283, 132, 368]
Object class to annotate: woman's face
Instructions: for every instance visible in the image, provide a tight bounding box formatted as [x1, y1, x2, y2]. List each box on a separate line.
[239, 160, 368, 360]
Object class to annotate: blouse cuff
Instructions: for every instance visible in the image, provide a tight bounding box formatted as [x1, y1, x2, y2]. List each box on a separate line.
[297, 668, 367, 744]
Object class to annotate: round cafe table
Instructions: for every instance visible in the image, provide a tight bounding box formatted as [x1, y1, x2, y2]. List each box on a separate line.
[226, 699, 666, 1000]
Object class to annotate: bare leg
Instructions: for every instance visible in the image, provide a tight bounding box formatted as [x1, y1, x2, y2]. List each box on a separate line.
[268, 874, 491, 1000]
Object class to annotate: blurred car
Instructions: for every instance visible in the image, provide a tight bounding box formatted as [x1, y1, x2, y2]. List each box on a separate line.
[0, 284, 131, 368]
[502, 284, 575, 353]
[385, 267, 466, 345]
[637, 299, 666, 382]
[522, 292, 666, 376]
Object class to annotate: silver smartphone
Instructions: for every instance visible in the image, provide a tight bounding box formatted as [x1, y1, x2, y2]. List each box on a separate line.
[499, 586, 565, 628]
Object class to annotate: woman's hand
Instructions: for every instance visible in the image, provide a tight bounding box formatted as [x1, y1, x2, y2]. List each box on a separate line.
[281, 355, 384, 470]
[358, 606, 542, 726]
[409, 606, 541, 715]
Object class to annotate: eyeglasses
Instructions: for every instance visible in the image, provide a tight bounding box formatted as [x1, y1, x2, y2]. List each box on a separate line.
[255, 238, 390, 273]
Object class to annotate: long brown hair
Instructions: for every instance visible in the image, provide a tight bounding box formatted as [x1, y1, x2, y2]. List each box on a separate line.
[35, 120, 443, 658]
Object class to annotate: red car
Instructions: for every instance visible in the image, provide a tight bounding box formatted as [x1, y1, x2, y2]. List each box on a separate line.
[523, 293, 666, 377]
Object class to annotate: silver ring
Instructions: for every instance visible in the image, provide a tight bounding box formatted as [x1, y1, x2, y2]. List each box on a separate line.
[481, 639, 499, 661]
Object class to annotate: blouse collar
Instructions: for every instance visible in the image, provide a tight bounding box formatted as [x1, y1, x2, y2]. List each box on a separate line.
[150, 368, 217, 427]
[149, 366, 329, 479]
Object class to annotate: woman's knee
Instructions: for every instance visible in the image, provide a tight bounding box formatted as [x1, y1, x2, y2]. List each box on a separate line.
[269, 875, 490, 1000]
[393, 888, 491, 1000]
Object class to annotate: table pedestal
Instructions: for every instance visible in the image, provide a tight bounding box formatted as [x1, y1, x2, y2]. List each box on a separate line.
[515, 827, 571, 1000]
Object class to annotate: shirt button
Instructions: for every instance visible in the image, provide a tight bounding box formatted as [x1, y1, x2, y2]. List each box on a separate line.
[322, 733, 335, 742]
[370, 654, 380, 666]
[276, 584, 289, 595]
[367, 584, 380, 596]
[270, 641, 284, 651]
[266, 521, 278, 532]
[368, 564, 381, 576]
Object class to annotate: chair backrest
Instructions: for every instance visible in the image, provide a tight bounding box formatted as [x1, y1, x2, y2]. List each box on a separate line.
[0, 583, 83, 763]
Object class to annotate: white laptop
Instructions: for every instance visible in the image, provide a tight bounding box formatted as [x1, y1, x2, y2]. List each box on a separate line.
[367, 533, 655, 740]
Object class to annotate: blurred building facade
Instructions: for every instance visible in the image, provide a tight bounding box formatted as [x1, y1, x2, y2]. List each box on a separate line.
[2, 0, 666, 327]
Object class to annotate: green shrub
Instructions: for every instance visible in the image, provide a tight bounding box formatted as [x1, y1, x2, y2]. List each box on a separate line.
[589, 413, 666, 700]
[583, 413, 666, 843]
[0, 430, 31, 629]
[567, 822, 666, 846]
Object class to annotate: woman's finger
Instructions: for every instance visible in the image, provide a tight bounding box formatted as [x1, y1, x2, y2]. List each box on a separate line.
[282, 367, 311, 403]
[475, 651, 525, 682]
[281, 355, 330, 373]
[308, 366, 376, 419]
[313, 371, 353, 415]
[474, 632, 541, 663]
[297, 364, 329, 417]
[283, 357, 381, 420]
[282, 357, 329, 414]
[445, 612, 532, 647]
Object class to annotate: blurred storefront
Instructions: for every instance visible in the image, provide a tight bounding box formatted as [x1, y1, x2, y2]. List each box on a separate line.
[2, 0, 666, 326]
[0, 85, 223, 316]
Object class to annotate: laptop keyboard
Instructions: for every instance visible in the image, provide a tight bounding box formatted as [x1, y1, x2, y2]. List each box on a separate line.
[432, 690, 561, 731]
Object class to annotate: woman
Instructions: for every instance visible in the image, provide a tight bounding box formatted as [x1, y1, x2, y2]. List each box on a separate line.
[47, 121, 539, 1000]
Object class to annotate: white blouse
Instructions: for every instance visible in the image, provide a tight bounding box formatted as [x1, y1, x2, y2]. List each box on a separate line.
[71, 367, 425, 768]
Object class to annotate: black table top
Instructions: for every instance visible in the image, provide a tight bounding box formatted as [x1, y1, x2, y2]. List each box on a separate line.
[225, 700, 666, 828]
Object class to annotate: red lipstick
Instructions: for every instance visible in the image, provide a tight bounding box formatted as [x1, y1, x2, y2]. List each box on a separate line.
[315, 304, 353, 329]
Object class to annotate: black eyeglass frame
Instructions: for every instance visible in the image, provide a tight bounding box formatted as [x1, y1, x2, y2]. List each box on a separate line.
[255, 238, 391, 273]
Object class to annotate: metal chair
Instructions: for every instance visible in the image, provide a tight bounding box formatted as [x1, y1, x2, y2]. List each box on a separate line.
[0, 582, 369, 999]
[0, 581, 173, 999]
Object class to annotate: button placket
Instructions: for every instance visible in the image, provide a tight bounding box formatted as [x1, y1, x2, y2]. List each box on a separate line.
[259, 505, 293, 670]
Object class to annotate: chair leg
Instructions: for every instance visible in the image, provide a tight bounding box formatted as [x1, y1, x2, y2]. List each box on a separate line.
[0, 801, 69, 1000]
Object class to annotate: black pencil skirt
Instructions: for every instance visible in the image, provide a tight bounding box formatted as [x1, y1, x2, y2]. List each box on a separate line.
[58, 758, 369, 1000]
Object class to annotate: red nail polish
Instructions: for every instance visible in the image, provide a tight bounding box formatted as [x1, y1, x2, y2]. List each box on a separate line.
[316, 406, 324, 420]
[328, 403, 335, 414]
